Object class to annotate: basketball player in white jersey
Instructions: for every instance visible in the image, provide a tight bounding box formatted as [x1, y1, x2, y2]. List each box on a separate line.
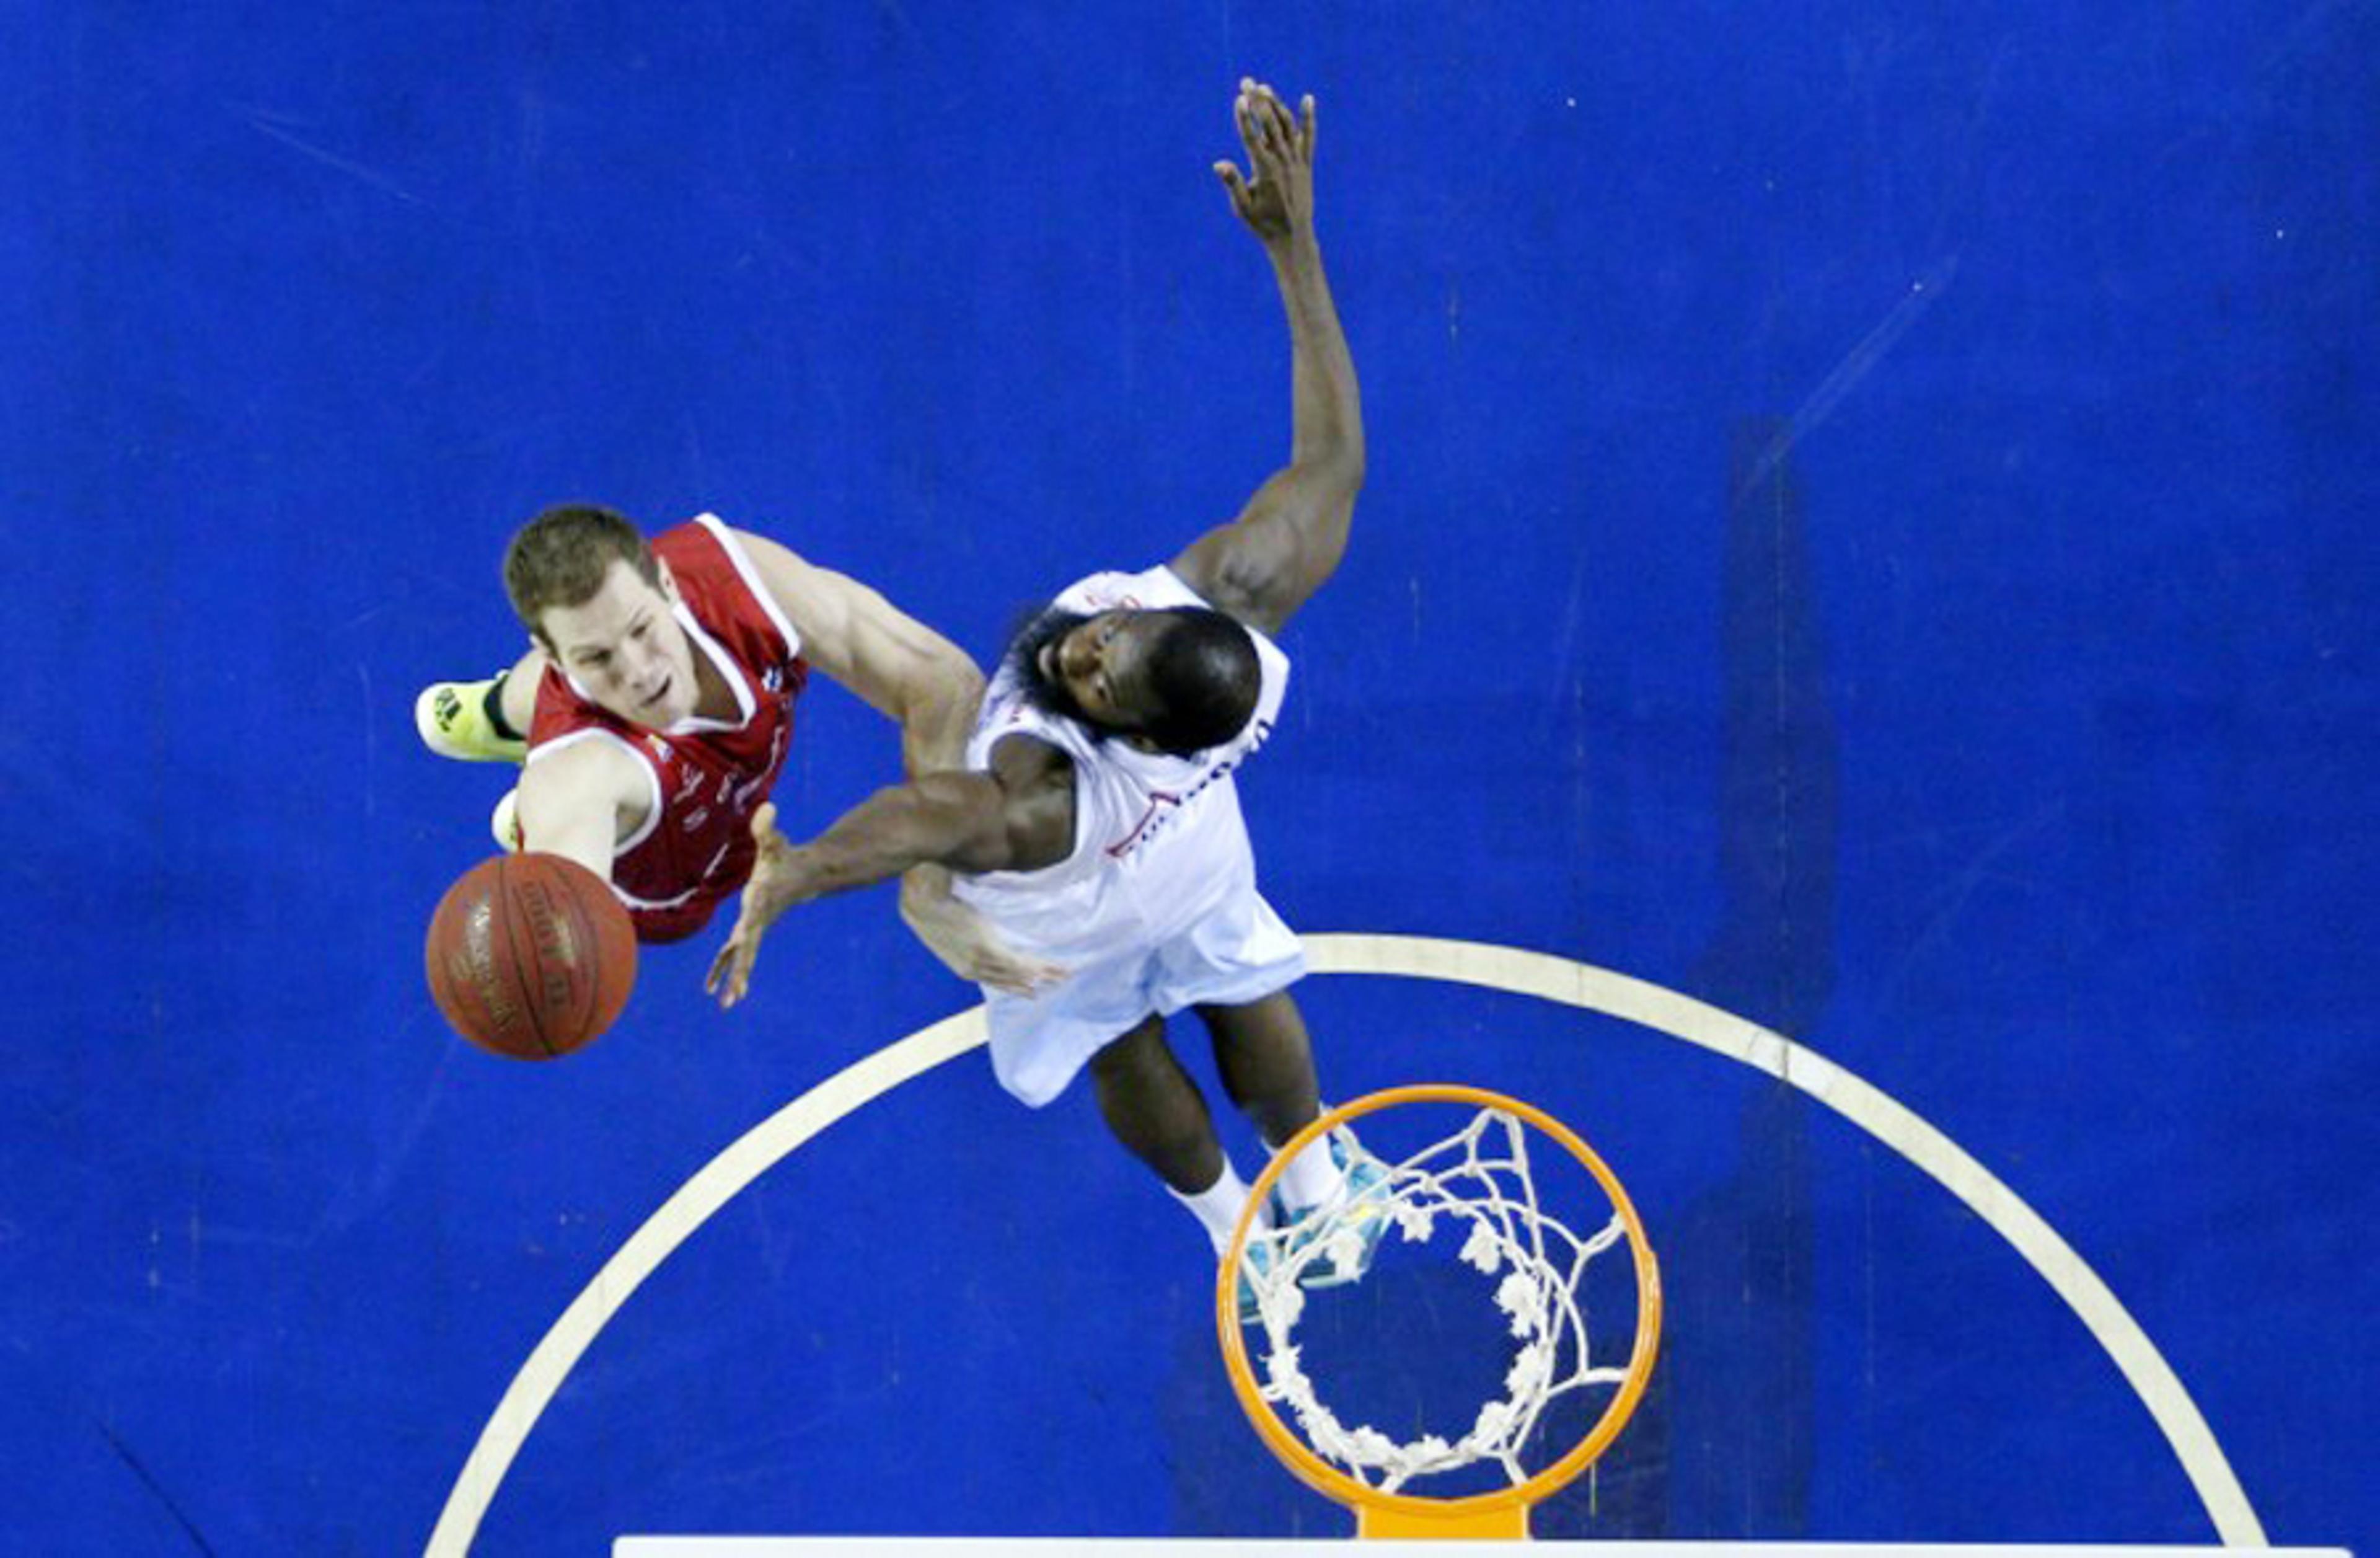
[707, 79, 1372, 1293]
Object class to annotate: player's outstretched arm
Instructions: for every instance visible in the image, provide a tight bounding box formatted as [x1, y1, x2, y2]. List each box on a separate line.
[513, 740, 648, 882]
[731, 528, 984, 776]
[706, 738, 1074, 1009]
[1170, 80, 1364, 639]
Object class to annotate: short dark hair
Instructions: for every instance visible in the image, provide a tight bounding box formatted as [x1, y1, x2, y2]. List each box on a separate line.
[1139, 608, 1261, 755]
[503, 504, 661, 640]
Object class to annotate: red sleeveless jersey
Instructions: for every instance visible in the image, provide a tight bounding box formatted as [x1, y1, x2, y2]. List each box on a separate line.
[525, 514, 809, 943]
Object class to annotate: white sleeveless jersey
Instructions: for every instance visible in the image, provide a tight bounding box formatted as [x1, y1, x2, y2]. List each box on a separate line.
[952, 565, 1290, 963]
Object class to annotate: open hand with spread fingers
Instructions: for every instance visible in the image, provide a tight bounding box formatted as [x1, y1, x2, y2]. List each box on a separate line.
[707, 802, 798, 1009]
[1214, 77, 1318, 246]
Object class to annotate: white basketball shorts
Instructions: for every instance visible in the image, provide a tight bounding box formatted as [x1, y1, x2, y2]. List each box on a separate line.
[979, 885, 1308, 1108]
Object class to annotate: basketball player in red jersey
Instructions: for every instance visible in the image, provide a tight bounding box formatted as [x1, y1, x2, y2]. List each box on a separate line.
[416, 507, 1057, 991]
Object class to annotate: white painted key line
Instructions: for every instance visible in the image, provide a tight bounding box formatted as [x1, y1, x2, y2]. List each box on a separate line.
[426, 935, 2266, 1553]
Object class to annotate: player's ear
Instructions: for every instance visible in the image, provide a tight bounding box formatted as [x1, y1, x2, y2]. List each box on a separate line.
[655, 558, 681, 603]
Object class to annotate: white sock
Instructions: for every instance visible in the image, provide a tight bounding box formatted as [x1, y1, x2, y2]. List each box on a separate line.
[1272, 1126, 1347, 1218]
[1170, 1158, 1263, 1256]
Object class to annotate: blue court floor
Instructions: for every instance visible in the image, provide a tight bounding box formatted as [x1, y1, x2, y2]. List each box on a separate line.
[3, 4, 2374, 1553]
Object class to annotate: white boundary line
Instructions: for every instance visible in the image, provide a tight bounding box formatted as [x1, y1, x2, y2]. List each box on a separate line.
[426, 935, 2265, 1552]
[619, 1547, 2337, 1557]
[426, 1007, 987, 1556]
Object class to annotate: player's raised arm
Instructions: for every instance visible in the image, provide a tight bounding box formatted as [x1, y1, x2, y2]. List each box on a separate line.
[1170, 81, 1365, 639]
[731, 528, 984, 777]
[705, 737, 1075, 1007]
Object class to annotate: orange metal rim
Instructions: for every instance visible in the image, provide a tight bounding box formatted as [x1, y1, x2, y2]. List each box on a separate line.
[1216, 1081, 1665, 1524]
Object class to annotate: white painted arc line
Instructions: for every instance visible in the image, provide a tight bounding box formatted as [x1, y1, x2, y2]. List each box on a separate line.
[423, 1008, 989, 1557]
[427, 936, 2264, 1552]
[1298, 934, 2265, 1546]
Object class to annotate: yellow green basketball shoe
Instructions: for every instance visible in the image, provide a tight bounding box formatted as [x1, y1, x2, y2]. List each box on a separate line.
[415, 674, 527, 764]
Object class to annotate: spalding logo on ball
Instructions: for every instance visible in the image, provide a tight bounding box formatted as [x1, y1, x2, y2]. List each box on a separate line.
[425, 853, 637, 1059]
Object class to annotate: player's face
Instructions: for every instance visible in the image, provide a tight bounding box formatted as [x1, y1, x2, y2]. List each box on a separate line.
[1036, 609, 1166, 733]
[540, 559, 700, 729]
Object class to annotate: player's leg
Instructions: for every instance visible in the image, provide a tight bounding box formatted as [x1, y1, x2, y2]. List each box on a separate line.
[1087, 1014, 1221, 1190]
[1197, 992, 1348, 1218]
[1197, 991, 1319, 1147]
[1201, 991, 1391, 1289]
[416, 647, 545, 763]
[495, 647, 544, 737]
[1085, 1013, 1259, 1254]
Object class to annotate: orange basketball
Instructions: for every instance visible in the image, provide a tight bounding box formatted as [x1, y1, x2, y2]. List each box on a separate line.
[424, 853, 637, 1060]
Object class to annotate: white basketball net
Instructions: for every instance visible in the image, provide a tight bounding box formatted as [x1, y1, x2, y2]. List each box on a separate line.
[1237, 1107, 1636, 1493]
